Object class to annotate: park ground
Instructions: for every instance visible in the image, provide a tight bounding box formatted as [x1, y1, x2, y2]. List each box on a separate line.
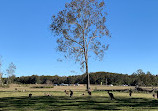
[0, 84, 158, 111]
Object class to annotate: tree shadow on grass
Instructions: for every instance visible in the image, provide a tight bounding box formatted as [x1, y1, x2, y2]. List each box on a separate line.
[0, 96, 158, 110]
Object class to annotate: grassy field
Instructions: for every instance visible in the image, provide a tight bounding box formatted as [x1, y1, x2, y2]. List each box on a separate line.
[0, 84, 135, 92]
[0, 84, 158, 111]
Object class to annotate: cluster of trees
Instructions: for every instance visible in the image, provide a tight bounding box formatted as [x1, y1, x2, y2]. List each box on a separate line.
[2, 69, 158, 86]
[89, 70, 158, 86]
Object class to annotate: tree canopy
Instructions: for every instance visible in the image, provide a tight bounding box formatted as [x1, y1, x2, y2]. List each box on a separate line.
[50, 0, 110, 90]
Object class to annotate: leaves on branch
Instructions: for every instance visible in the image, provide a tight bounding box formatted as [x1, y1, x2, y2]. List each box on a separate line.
[50, 0, 111, 71]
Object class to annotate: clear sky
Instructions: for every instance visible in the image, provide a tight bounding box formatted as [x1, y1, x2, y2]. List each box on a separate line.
[0, 0, 158, 77]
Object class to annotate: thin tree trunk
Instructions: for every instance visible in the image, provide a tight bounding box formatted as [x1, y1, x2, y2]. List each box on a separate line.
[0, 74, 2, 86]
[82, 27, 90, 90]
[85, 55, 90, 90]
[84, 42, 90, 90]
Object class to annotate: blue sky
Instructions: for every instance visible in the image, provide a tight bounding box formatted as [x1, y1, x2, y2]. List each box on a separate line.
[0, 0, 158, 77]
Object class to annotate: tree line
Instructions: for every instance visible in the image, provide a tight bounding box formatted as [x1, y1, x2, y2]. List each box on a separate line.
[2, 69, 158, 86]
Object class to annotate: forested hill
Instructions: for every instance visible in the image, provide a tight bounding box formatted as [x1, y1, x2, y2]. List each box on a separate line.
[4, 70, 158, 86]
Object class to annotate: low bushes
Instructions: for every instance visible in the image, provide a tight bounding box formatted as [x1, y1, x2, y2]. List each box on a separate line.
[31, 85, 54, 88]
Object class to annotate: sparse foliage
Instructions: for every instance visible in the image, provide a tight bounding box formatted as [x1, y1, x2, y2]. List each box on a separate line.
[6, 62, 16, 84]
[50, 0, 110, 90]
[0, 56, 3, 86]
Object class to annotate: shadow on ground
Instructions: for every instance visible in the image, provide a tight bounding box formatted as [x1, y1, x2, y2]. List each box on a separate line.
[0, 96, 158, 111]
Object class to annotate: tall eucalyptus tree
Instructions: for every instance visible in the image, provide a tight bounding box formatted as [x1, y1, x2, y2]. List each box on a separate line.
[50, 0, 110, 90]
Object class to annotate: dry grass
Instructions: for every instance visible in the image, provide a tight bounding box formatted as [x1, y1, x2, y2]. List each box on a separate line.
[0, 84, 135, 92]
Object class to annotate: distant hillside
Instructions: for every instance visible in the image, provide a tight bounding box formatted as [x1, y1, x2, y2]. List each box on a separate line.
[3, 70, 158, 86]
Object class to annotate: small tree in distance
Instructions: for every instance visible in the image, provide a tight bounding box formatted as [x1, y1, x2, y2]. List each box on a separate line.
[6, 62, 16, 84]
[50, 0, 111, 90]
[0, 56, 3, 86]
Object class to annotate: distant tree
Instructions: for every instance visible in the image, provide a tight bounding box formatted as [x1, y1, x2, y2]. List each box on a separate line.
[36, 76, 42, 84]
[46, 80, 53, 85]
[6, 62, 16, 84]
[50, 0, 110, 90]
[0, 56, 3, 86]
[67, 76, 76, 84]
[136, 69, 145, 75]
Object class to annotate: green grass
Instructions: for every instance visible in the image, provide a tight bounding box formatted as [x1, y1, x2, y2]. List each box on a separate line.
[0, 91, 158, 111]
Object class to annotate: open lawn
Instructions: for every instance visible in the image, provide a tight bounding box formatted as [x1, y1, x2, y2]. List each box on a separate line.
[0, 85, 158, 111]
